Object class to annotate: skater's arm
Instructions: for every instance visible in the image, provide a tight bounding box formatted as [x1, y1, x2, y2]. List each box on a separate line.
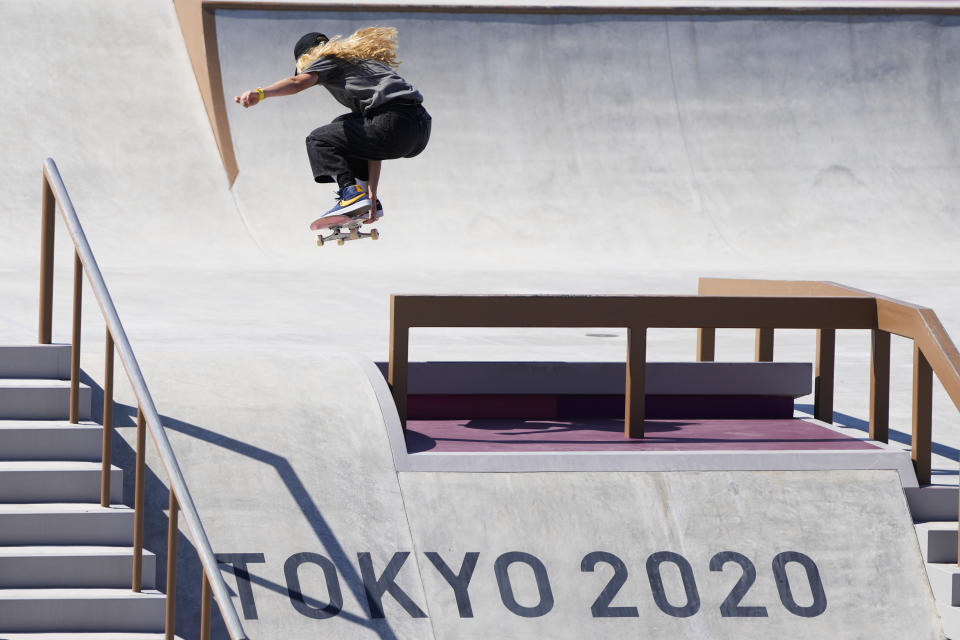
[365, 160, 382, 223]
[234, 73, 317, 107]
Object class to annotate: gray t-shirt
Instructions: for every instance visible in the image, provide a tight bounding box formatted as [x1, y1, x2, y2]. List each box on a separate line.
[302, 56, 423, 115]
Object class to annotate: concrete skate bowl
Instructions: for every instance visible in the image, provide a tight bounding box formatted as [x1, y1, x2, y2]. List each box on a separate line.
[192, 2, 960, 270]
[3, 2, 960, 639]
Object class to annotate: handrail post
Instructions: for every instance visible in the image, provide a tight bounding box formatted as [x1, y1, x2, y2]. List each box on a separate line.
[132, 408, 146, 591]
[201, 571, 212, 640]
[69, 250, 82, 424]
[388, 298, 409, 431]
[814, 329, 836, 423]
[625, 326, 647, 438]
[165, 492, 180, 640]
[870, 329, 891, 443]
[101, 330, 115, 507]
[697, 327, 715, 361]
[912, 344, 933, 485]
[755, 328, 774, 362]
[39, 171, 55, 344]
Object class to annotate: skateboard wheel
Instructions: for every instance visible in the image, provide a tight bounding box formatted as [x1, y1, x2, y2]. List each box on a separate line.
[371, 228, 380, 240]
[350, 228, 359, 240]
[317, 236, 324, 247]
[337, 238, 345, 246]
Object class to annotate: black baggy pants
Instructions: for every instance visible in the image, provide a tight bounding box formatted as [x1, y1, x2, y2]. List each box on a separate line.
[305, 102, 432, 185]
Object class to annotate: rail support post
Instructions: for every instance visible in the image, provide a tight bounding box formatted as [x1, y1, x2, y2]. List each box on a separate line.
[697, 327, 715, 362]
[101, 331, 115, 506]
[814, 329, 836, 423]
[625, 326, 647, 439]
[870, 329, 891, 443]
[389, 297, 409, 431]
[39, 172, 55, 344]
[132, 408, 146, 591]
[755, 328, 774, 362]
[912, 345, 932, 485]
[69, 250, 82, 424]
[165, 492, 179, 640]
[201, 571, 212, 640]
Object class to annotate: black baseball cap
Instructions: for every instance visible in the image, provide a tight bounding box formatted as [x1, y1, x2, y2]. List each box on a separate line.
[294, 32, 328, 74]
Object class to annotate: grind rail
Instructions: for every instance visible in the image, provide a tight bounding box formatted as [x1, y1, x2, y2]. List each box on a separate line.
[37, 158, 248, 640]
[388, 280, 960, 492]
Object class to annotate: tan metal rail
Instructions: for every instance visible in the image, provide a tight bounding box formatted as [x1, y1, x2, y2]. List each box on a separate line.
[388, 293, 878, 438]
[697, 278, 960, 485]
[390, 281, 960, 490]
[37, 158, 247, 640]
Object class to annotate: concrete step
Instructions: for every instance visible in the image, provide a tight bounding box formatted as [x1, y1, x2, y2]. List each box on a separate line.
[0, 547, 155, 590]
[0, 460, 123, 504]
[0, 421, 103, 461]
[929, 571, 960, 640]
[915, 523, 960, 639]
[917, 521, 959, 564]
[0, 462, 121, 503]
[0, 504, 133, 546]
[925, 561, 960, 607]
[0, 345, 71, 379]
[906, 486, 960, 523]
[935, 599, 960, 640]
[0, 588, 165, 633]
[0, 379, 91, 420]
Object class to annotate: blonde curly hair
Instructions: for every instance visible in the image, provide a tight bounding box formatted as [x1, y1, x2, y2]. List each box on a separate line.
[296, 27, 400, 73]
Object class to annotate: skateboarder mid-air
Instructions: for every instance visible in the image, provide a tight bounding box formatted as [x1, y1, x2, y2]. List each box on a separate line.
[234, 27, 431, 223]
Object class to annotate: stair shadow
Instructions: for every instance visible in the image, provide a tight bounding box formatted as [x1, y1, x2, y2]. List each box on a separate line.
[82, 372, 404, 640]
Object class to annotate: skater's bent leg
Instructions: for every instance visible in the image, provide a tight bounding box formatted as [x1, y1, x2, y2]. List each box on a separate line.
[367, 160, 382, 202]
[364, 160, 382, 223]
[305, 134, 349, 184]
[305, 115, 365, 185]
[346, 156, 369, 182]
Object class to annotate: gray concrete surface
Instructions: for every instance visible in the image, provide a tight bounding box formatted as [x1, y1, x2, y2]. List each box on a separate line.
[1, 1, 960, 638]
[217, 10, 960, 271]
[400, 469, 942, 639]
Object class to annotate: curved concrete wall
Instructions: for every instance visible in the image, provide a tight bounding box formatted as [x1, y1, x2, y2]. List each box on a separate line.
[215, 8, 960, 270]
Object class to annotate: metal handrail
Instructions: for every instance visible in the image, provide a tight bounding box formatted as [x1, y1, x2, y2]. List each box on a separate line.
[389, 282, 960, 491]
[696, 277, 960, 486]
[698, 278, 960, 412]
[388, 293, 879, 438]
[38, 158, 247, 640]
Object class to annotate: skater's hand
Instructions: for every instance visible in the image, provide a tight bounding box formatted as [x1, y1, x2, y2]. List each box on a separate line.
[365, 184, 378, 224]
[235, 90, 261, 108]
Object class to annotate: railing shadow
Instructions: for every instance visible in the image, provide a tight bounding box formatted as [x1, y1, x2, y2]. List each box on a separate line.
[84, 373, 403, 639]
[795, 402, 960, 475]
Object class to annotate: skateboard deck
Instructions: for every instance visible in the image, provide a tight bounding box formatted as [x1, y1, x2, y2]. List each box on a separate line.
[310, 209, 382, 247]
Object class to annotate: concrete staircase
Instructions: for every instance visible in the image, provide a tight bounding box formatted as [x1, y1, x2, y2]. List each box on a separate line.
[0, 344, 168, 636]
[916, 520, 960, 639]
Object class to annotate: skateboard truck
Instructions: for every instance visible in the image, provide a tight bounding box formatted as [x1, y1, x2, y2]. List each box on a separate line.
[315, 215, 380, 247]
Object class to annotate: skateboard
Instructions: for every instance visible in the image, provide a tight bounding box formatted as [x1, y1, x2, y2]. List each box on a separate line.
[309, 208, 382, 247]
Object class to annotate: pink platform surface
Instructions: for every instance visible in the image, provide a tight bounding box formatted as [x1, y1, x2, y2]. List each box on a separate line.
[405, 418, 880, 454]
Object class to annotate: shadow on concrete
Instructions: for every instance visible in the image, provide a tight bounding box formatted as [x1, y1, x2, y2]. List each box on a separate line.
[81, 371, 404, 640]
[795, 403, 960, 474]
[405, 417, 867, 453]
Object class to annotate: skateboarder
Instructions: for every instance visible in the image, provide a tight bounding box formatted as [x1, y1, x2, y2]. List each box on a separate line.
[234, 27, 432, 221]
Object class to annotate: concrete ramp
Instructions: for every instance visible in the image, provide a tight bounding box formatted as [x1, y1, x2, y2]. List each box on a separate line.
[120, 349, 942, 639]
[0, 0, 260, 269]
[400, 469, 940, 640]
[118, 349, 431, 639]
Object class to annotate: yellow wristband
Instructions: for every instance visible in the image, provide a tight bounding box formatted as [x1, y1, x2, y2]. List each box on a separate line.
[256, 87, 265, 101]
